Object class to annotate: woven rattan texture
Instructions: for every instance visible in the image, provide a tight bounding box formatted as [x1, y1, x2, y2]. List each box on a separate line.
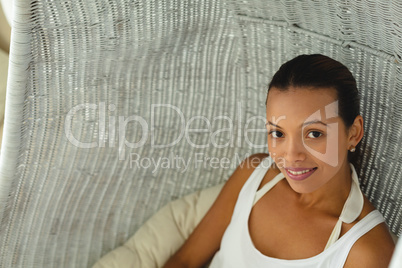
[0, 0, 401, 267]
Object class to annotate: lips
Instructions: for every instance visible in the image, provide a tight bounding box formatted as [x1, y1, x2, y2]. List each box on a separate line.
[285, 167, 317, 181]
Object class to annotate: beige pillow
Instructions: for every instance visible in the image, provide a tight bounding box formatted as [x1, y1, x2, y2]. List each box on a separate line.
[93, 183, 224, 268]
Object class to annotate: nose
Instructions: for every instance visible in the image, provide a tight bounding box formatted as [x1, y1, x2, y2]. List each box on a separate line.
[283, 136, 306, 164]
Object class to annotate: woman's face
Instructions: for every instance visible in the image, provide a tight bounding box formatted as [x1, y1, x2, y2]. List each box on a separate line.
[266, 87, 352, 194]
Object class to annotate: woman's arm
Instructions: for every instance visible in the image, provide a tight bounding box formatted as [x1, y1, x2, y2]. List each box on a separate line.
[163, 153, 269, 268]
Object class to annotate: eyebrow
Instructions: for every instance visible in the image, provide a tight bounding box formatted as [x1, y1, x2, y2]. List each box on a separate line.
[266, 120, 328, 128]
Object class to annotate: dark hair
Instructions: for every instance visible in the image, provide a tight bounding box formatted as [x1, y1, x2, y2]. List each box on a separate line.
[267, 54, 360, 130]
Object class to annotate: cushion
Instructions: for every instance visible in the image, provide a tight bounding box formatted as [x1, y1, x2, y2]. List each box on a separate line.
[93, 183, 224, 268]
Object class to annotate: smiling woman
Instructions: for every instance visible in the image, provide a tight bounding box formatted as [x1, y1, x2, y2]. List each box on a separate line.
[265, 55, 362, 195]
[163, 54, 395, 268]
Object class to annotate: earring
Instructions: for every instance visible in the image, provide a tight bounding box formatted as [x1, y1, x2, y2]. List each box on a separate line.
[350, 147, 356, 152]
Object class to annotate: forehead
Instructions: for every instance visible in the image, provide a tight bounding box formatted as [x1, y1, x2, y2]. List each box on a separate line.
[266, 87, 339, 123]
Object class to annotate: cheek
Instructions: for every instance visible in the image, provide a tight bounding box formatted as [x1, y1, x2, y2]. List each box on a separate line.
[267, 137, 281, 153]
[324, 129, 349, 159]
[307, 132, 348, 167]
[303, 140, 327, 154]
[267, 138, 279, 161]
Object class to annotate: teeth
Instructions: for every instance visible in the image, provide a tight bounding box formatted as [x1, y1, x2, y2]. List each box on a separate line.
[288, 169, 313, 175]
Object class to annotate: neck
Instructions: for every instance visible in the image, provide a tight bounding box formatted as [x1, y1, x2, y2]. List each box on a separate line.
[293, 161, 353, 215]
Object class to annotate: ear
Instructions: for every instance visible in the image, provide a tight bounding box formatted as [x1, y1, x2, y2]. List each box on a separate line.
[348, 115, 364, 149]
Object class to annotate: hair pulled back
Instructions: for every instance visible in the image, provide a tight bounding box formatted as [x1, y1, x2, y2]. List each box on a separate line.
[268, 54, 360, 130]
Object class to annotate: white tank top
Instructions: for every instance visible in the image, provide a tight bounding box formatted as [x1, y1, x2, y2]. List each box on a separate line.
[209, 157, 385, 268]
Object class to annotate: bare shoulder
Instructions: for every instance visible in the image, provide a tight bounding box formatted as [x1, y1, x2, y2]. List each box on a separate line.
[344, 200, 396, 268]
[211, 153, 272, 213]
[225, 153, 271, 190]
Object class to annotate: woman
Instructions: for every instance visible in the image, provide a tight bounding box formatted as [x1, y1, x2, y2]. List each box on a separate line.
[163, 54, 395, 267]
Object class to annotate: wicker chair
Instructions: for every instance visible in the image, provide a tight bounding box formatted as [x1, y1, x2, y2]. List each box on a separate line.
[0, 0, 400, 267]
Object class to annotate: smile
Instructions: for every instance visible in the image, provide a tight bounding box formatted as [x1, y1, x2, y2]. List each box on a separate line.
[285, 167, 317, 181]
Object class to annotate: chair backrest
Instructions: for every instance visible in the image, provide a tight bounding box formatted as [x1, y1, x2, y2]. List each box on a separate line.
[0, 0, 401, 267]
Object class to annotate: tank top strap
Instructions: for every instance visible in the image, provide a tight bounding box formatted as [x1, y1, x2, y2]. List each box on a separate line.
[324, 163, 364, 249]
[253, 172, 285, 206]
[230, 156, 275, 220]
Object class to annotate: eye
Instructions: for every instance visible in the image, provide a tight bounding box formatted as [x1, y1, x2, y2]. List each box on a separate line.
[269, 130, 284, 138]
[307, 131, 323, 139]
